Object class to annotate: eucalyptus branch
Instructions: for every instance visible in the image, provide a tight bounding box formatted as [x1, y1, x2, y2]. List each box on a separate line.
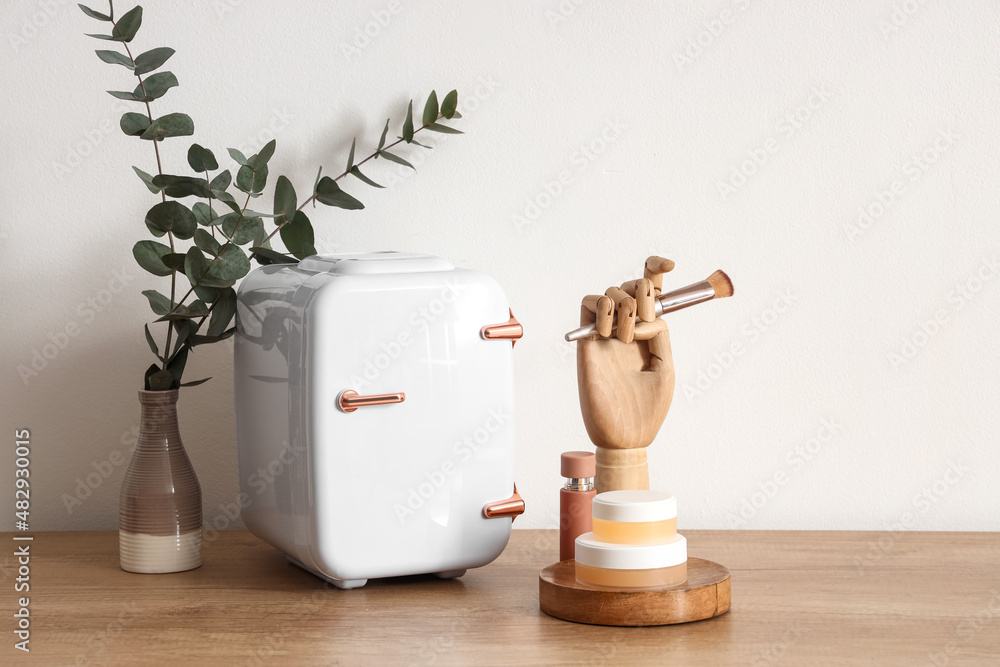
[81, 2, 462, 390]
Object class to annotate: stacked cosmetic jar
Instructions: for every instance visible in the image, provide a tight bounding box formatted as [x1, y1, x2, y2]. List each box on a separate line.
[574, 490, 687, 590]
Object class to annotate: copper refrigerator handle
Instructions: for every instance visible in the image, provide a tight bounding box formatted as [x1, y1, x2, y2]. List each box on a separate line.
[337, 389, 406, 413]
[483, 484, 525, 522]
[480, 309, 523, 347]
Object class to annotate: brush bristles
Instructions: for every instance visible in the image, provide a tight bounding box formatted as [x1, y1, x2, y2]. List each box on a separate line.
[707, 270, 734, 298]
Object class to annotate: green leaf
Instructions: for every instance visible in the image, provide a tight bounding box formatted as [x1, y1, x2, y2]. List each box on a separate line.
[224, 216, 261, 245]
[144, 201, 196, 240]
[167, 345, 188, 386]
[403, 101, 414, 143]
[249, 140, 276, 169]
[193, 284, 220, 302]
[140, 112, 193, 141]
[250, 247, 297, 265]
[350, 165, 384, 188]
[378, 150, 414, 170]
[208, 288, 237, 337]
[133, 166, 162, 194]
[107, 89, 140, 101]
[425, 122, 463, 135]
[151, 174, 211, 198]
[120, 112, 150, 136]
[79, 4, 112, 20]
[192, 202, 216, 227]
[95, 50, 133, 68]
[209, 244, 251, 284]
[194, 229, 221, 257]
[213, 189, 241, 213]
[408, 137, 433, 149]
[378, 118, 390, 150]
[111, 5, 142, 42]
[315, 176, 364, 209]
[210, 169, 231, 191]
[162, 253, 187, 271]
[280, 211, 316, 260]
[187, 143, 218, 172]
[133, 47, 174, 75]
[170, 318, 196, 356]
[143, 323, 161, 361]
[147, 369, 175, 391]
[236, 164, 267, 195]
[184, 246, 209, 287]
[441, 90, 458, 119]
[132, 240, 173, 276]
[141, 289, 173, 316]
[136, 72, 179, 103]
[190, 327, 235, 346]
[422, 90, 439, 126]
[227, 148, 249, 166]
[346, 138, 356, 171]
[273, 175, 297, 226]
[180, 377, 211, 387]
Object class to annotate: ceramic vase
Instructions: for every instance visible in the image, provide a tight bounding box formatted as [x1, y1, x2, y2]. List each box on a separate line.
[119, 389, 202, 573]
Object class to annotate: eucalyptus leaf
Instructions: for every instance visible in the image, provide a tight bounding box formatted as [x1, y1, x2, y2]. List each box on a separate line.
[171, 318, 196, 355]
[180, 377, 211, 387]
[250, 247, 298, 265]
[315, 177, 364, 209]
[210, 169, 231, 191]
[136, 72, 179, 103]
[184, 246, 209, 288]
[441, 89, 458, 119]
[167, 345, 188, 385]
[227, 148, 249, 166]
[208, 288, 237, 337]
[111, 5, 142, 42]
[140, 112, 193, 140]
[273, 175, 297, 225]
[187, 143, 218, 172]
[194, 228, 221, 257]
[120, 112, 150, 136]
[145, 201, 196, 240]
[143, 323, 161, 360]
[378, 150, 414, 170]
[133, 47, 174, 75]
[403, 101, 414, 143]
[346, 138, 356, 171]
[132, 240, 173, 276]
[95, 49, 132, 68]
[141, 289, 173, 315]
[249, 139, 276, 169]
[236, 164, 267, 195]
[207, 244, 251, 284]
[162, 253, 187, 271]
[79, 4, 112, 20]
[279, 211, 316, 260]
[422, 90, 439, 125]
[350, 165, 384, 188]
[224, 216, 261, 245]
[147, 369, 174, 391]
[107, 89, 140, 101]
[193, 284, 220, 302]
[192, 202, 216, 227]
[425, 122, 463, 135]
[378, 118, 390, 150]
[133, 166, 162, 194]
[151, 174, 212, 197]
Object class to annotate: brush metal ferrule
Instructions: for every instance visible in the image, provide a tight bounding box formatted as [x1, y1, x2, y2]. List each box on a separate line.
[564, 280, 716, 342]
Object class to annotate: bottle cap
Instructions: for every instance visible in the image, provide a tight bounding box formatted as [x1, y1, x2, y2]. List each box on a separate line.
[592, 490, 676, 523]
[561, 451, 595, 479]
[575, 532, 687, 570]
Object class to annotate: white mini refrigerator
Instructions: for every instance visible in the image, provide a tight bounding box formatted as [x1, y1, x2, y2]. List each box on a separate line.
[234, 252, 523, 588]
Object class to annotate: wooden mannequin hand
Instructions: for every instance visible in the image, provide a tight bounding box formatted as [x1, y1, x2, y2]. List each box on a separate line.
[577, 257, 676, 450]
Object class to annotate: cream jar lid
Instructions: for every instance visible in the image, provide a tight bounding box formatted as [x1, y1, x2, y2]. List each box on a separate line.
[574, 533, 687, 570]
[592, 490, 676, 523]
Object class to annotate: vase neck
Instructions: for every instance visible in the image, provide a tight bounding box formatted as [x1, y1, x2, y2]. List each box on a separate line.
[137, 390, 181, 448]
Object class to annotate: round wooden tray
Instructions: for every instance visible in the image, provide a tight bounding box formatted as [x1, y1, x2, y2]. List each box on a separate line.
[538, 558, 731, 626]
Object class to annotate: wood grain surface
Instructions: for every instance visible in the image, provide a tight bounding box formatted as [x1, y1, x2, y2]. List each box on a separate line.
[2, 530, 999, 666]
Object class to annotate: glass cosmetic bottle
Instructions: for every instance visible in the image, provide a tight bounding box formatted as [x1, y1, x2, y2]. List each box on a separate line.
[559, 451, 596, 561]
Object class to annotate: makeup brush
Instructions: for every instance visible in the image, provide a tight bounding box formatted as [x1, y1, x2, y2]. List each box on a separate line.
[564, 270, 734, 342]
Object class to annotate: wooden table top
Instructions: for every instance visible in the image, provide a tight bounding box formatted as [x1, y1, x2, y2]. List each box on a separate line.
[3, 529, 999, 665]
